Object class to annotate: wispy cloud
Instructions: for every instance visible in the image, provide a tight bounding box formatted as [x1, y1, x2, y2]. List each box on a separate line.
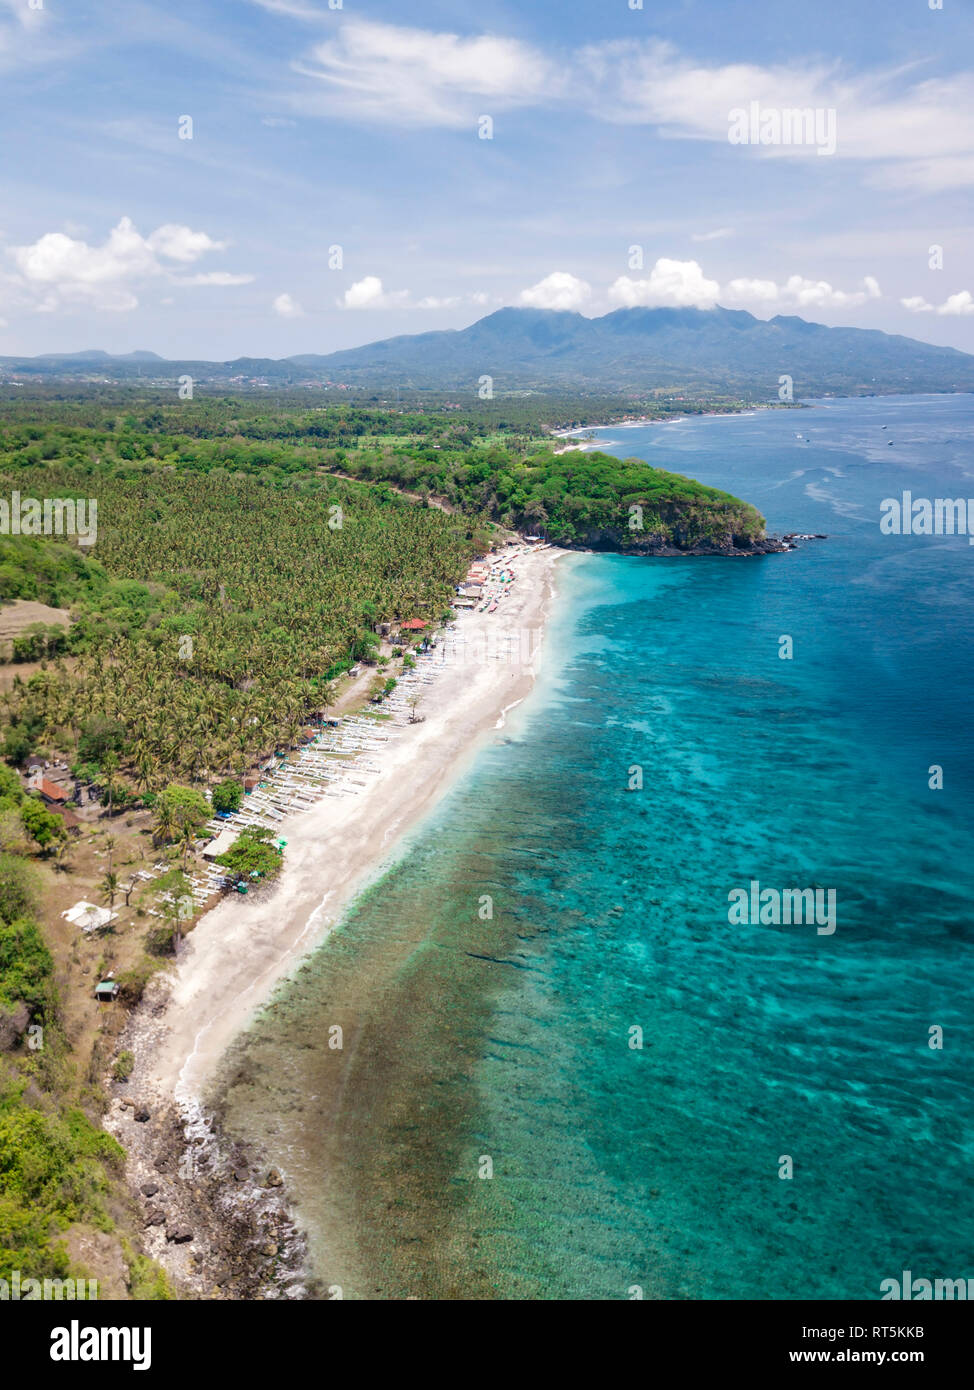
[291, 20, 558, 127]
[0, 0, 59, 71]
[279, 22, 974, 190]
[249, 0, 330, 20]
[175, 271, 256, 287]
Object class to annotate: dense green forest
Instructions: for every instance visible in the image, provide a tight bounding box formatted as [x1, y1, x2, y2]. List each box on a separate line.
[0, 390, 765, 792]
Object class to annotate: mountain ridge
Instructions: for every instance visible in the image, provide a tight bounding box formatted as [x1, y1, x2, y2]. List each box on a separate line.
[3, 306, 972, 396]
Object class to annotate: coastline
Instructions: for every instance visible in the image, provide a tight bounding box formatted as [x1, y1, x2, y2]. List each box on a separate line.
[105, 541, 569, 1296]
[549, 403, 797, 449]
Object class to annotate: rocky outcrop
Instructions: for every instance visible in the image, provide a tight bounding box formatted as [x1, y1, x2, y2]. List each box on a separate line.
[560, 526, 790, 557]
[0, 1001, 30, 1052]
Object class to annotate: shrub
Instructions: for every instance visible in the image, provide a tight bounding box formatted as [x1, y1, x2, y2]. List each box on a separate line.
[112, 1051, 134, 1082]
[211, 779, 242, 814]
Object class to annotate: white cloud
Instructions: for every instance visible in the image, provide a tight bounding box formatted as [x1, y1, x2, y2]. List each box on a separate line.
[938, 290, 974, 316]
[339, 275, 410, 310]
[280, 24, 974, 191]
[599, 41, 974, 191]
[904, 289, 974, 317]
[722, 277, 780, 303]
[6, 216, 241, 312]
[723, 273, 881, 309]
[146, 224, 226, 263]
[273, 292, 304, 317]
[293, 20, 557, 127]
[691, 228, 734, 243]
[250, 0, 326, 19]
[519, 272, 591, 311]
[338, 276, 486, 311]
[609, 258, 720, 309]
[177, 271, 255, 287]
[603, 261, 883, 314]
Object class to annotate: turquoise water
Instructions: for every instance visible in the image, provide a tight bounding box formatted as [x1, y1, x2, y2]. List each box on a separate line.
[221, 394, 974, 1300]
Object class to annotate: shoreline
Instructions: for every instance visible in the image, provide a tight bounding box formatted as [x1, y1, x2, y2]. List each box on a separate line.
[549, 402, 800, 447]
[105, 540, 569, 1296]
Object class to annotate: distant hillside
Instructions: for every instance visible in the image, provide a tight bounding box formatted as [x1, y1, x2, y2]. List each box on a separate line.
[3, 307, 973, 397]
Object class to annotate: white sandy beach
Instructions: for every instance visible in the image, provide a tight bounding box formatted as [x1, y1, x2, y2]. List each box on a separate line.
[133, 542, 566, 1109]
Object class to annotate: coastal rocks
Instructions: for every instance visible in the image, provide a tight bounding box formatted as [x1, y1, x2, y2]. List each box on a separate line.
[563, 526, 791, 557]
[134, 1107, 151, 1122]
[104, 994, 317, 1301]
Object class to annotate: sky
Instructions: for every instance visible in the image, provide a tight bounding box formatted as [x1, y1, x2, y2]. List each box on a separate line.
[2, 0, 974, 359]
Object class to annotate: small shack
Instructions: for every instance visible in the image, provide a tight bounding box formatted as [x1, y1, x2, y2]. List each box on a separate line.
[62, 901, 116, 934]
[94, 980, 120, 1003]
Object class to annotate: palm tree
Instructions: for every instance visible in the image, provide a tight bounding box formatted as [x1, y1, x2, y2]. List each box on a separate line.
[99, 870, 119, 912]
[153, 799, 176, 847]
[177, 820, 197, 871]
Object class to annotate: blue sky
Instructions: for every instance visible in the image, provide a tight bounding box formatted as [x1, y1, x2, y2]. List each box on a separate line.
[2, 0, 973, 359]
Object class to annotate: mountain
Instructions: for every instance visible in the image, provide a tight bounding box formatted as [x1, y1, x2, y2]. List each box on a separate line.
[2, 308, 973, 397]
[301, 306, 974, 395]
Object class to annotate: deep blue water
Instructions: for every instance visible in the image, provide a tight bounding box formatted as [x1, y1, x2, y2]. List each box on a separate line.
[224, 394, 974, 1300]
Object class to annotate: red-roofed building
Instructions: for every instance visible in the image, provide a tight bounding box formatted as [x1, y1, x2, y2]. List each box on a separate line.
[400, 619, 428, 631]
[37, 778, 68, 805]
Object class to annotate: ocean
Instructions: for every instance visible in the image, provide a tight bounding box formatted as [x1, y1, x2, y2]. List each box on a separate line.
[216, 394, 974, 1300]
